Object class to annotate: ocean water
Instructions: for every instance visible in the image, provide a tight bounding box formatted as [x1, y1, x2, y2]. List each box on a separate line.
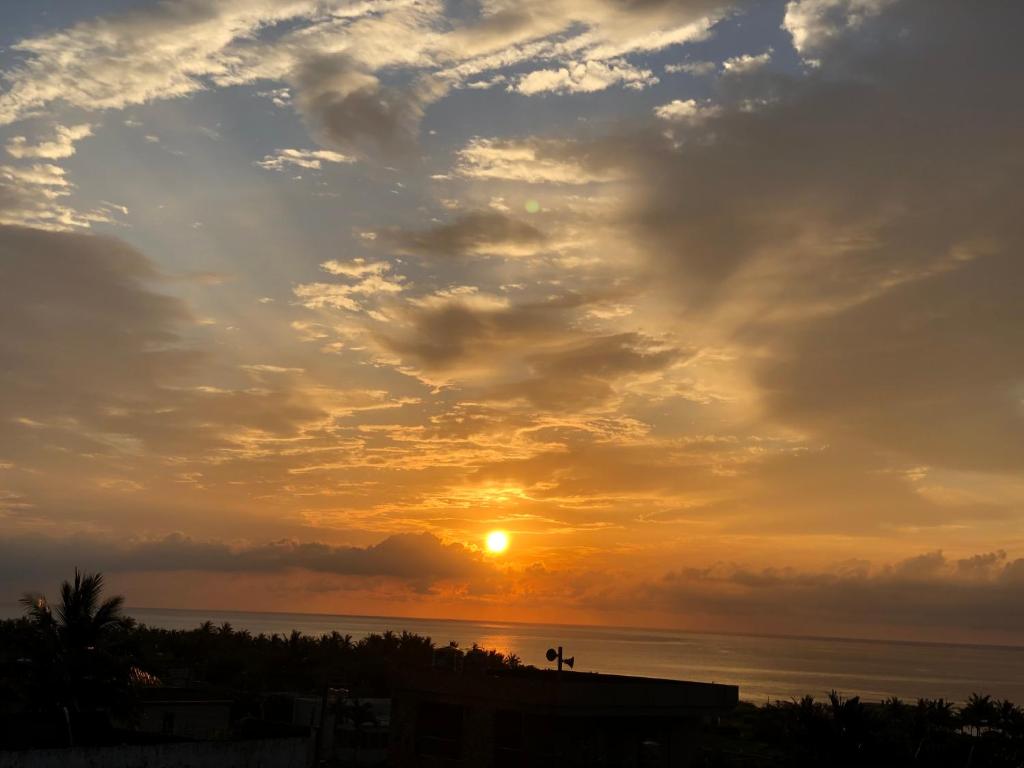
[100, 608, 1024, 704]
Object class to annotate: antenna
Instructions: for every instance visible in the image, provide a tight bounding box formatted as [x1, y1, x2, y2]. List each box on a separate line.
[545, 646, 574, 672]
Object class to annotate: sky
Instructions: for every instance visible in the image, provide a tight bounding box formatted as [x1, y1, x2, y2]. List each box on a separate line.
[1, 0, 1023, 645]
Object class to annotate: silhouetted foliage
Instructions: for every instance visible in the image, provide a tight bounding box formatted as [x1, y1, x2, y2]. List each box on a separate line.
[5, 570, 133, 745]
[0, 572, 524, 748]
[700, 690, 1024, 767]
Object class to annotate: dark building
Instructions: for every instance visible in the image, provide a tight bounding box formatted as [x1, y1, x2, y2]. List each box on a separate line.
[390, 668, 738, 768]
[136, 688, 234, 740]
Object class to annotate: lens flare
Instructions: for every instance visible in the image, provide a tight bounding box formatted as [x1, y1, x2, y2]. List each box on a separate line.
[485, 530, 510, 554]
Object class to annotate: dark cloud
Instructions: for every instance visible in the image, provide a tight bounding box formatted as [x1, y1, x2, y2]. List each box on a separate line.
[0, 532, 492, 595]
[387, 211, 546, 258]
[745, 1, 1024, 470]
[0, 225, 195, 416]
[527, 332, 676, 379]
[490, 333, 680, 409]
[602, 0, 1023, 294]
[642, 549, 1024, 637]
[291, 55, 437, 159]
[0, 225, 323, 465]
[758, 250, 1024, 470]
[376, 293, 678, 408]
[377, 293, 586, 369]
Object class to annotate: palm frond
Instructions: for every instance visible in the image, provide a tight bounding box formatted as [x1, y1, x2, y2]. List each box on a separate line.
[93, 595, 125, 630]
[20, 592, 54, 625]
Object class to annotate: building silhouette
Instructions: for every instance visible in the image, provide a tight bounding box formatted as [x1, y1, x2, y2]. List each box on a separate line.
[390, 667, 738, 767]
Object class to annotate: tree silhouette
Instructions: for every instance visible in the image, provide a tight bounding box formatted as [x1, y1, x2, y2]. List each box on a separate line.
[19, 569, 129, 741]
[997, 699, 1024, 738]
[961, 693, 997, 737]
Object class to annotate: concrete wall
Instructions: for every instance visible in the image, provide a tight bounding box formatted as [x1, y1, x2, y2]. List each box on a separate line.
[0, 737, 311, 768]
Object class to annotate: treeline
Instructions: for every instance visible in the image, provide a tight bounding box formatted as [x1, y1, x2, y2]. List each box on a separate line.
[0, 615, 522, 705]
[704, 691, 1024, 767]
[128, 621, 521, 694]
[0, 570, 522, 748]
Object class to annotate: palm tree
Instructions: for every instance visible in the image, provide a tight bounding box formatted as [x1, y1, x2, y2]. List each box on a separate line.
[827, 690, 867, 758]
[961, 693, 997, 737]
[996, 698, 1024, 738]
[20, 569, 128, 736]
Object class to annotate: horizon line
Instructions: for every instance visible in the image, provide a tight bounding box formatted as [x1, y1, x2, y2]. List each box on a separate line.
[106, 603, 1024, 654]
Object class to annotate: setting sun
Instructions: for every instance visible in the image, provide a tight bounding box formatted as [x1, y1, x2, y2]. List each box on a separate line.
[485, 530, 510, 554]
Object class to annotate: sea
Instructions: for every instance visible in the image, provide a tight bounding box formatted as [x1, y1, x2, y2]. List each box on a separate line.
[48, 606, 1024, 705]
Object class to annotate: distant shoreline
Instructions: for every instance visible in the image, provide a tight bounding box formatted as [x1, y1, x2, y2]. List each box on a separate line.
[5, 602, 1016, 654]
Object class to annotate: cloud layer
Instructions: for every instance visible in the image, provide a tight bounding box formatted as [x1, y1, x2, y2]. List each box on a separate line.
[0, 0, 1022, 642]
[1, 531, 489, 591]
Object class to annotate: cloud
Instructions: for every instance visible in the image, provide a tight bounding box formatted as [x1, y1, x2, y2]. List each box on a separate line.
[255, 147, 354, 171]
[373, 290, 679, 407]
[290, 55, 438, 158]
[0, 163, 68, 188]
[0, 226, 195, 420]
[0, 532, 493, 593]
[375, 294, 565, 374]
[783, 0, 894, 55]
[388, 211, 547, 258]
[643, 549, 1024, 637]
[489, 333, 681, 409]
[5, 124, 94, 159]
[455, 137, 624, 184]
[0, 0, 734, 163]
[0, 162, 118, 230]
[745, 2, 1024, 471]
[513, 59, 658, 95]
[757, 249, 1024, 471]
[664, 60, 716, 76]
[0, 0, 324, 125]
[378, 0, 1024, 547]
[618, 4, 1021, 294]
[519, 1, 1024, 477]
[435, 0, 732, 93]
[9, 531, 1023, 639]
[653, 98, 720, 122]
[721, 49, 772, 74]
[320, 258, 391, 278]
[0, 225, 330, 478]
[294, 259, 406, 312]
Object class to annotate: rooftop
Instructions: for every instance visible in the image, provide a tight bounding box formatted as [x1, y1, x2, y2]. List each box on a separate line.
[396, 667, 738, 717]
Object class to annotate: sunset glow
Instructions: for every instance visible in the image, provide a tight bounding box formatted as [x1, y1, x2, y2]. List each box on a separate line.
[1, 0, 1022, 647]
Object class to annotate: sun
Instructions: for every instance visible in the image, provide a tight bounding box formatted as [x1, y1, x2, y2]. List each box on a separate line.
[485, 530, 510, 554]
